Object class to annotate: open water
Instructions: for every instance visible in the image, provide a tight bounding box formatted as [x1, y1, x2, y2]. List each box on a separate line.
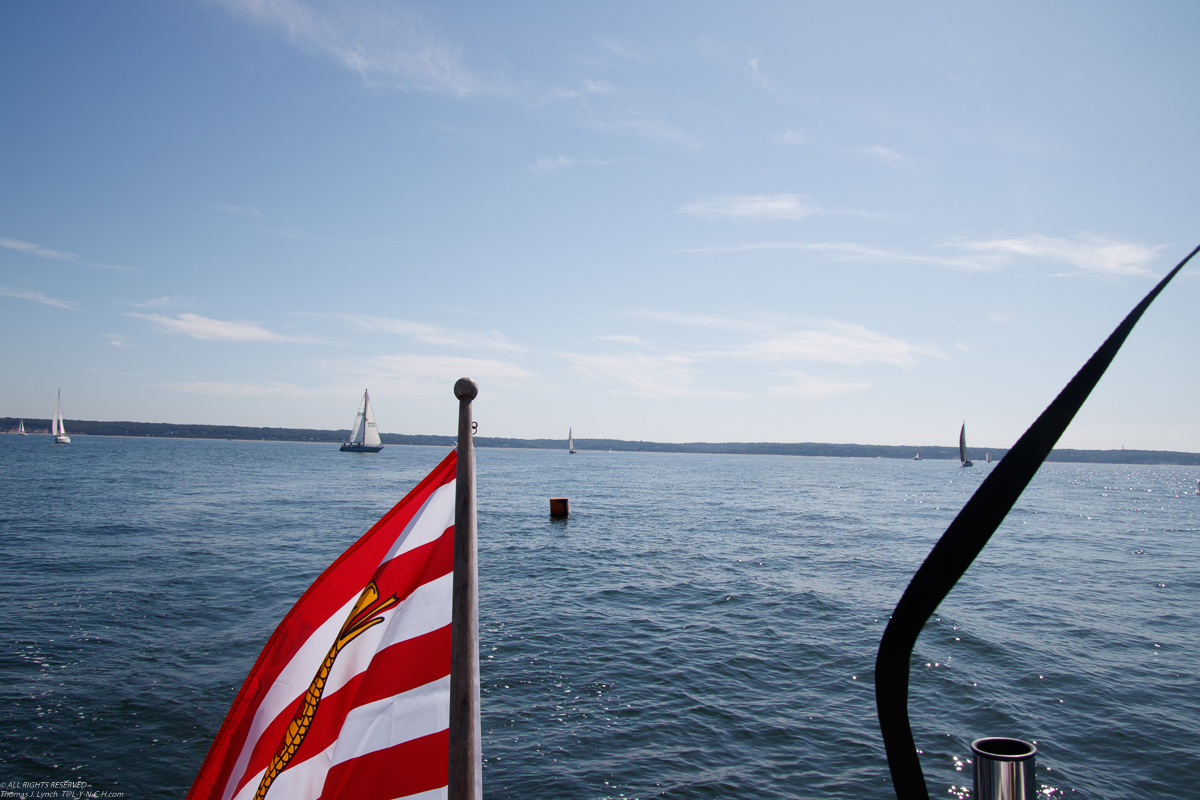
[0, 434, 1197, 799]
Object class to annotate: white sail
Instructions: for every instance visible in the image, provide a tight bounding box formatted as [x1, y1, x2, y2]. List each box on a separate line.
[347, 392, 367, 444]
[568, 427, 575, 453]
[52, 389, 70, 443]
[18, 420, 26, 434]
[362, 391, 382, 446]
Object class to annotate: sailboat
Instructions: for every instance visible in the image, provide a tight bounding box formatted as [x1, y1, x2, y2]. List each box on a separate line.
[51, 389, 70, 444]
[568, 427, 576, 454]
[340, 390, 384, 453]
[959, 423, 972, 467]
[18, 419, 27, 435]
[912, 452, 921, 460]
[986, 451, 991, 463]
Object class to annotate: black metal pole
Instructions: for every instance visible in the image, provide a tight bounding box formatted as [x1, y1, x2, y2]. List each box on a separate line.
[875, 243, 1199, 799]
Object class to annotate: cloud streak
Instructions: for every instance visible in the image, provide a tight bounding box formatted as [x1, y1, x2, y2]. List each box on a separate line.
[218, 0, 489, 96]
[339, 315, 524, 351]
[949, 234, 1165, 276]
[128, 312, 311, 342]
[528, 155, 615, 174]
[726, 320, 930, 368]
[769, 371, 874, 400]
[0, 286, 76, 309]
[1, 237, 129, 270]
[679, 194, 824, 222]
[157, 381, 314, 398]
[858, 144, 912, 170]
[576, 313, 931, 400]
[565, 350, 749, 399]
[0, 237, 74, 260]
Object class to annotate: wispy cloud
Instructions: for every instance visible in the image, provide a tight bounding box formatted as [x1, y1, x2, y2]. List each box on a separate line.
[214, 204, 260, 217]
[565, 350, 749, 399]
[675, 240, 995, 270]
[675, 234, 1168, 276]
[594, 37, 656, 62]
[338, 315, 524, 352]
[0, 237, 129, 270]
[679, 194, 824, 222]
[528, 155, 616, 174]
[581, 110, 700, 147]
[633, 310, 938, 368]
[158, 381, 314, 398]
[769, 371, 873, 399]
[0, 237, 74, 260]
[859, 144, 912, 170]
[217, 0, 490, 96]
[546, 80, 614, 101]
[726, 320, 932, 368]
[746, 55, 790, 100]
[949, 234, 1165, 276]
[530, 155, 574, 173]
[631, 309, 770, 334]
[578, 313, 932, 399]
[128, 312, 311, 342]
[771, 129, 807, 146]
[0, 285, 75, 309]
[321, 353, 532, 398]
[128, 296, 187, 308]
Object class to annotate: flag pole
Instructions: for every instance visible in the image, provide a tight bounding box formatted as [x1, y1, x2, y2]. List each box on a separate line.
[449, 377, 481, 800]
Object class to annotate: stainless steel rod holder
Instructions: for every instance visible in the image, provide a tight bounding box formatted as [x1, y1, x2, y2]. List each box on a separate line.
[971, 737, 1037, 800]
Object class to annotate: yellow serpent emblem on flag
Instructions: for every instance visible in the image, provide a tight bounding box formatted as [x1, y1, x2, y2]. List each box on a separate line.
[254, 581, 399, 800]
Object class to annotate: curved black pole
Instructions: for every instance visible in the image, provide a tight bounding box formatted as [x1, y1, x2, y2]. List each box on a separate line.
[875, 243, 1200, 800]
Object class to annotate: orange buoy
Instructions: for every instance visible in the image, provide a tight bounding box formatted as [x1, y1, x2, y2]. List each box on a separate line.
[549, 497, 569, 518]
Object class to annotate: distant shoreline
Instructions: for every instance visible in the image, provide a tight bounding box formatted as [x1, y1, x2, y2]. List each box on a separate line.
[3, 417, 1198, 465]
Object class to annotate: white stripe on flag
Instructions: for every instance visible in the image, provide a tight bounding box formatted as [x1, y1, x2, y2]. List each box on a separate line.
[382, 483, 456, 564]
[220, 482, 455, 800]
[230, 675, 452, 800]
[221, 594, 358, 800]
[330, 674, 451, 767]
[376, 573, 453, 652]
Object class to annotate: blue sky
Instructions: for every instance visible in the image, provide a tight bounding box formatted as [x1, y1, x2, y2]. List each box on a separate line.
[3, 1, 1198, 450]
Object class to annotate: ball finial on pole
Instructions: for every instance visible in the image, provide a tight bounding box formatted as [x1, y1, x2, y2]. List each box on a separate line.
[454, 378, 479, 401]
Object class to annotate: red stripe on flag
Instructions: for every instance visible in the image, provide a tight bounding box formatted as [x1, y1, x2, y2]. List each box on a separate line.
[319, 730, 450, 800]
[188, 450, 457, 800]
[228, 529, 455, 799]
[237, 625, 452, 790]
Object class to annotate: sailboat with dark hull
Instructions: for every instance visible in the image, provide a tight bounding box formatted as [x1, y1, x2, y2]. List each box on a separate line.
[959, 423, 973, 467]
[568, 428, 576, 455]
[340, 390, 384, 453]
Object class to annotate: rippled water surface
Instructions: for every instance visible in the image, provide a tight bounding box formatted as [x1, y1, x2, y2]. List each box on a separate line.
[1, 435, 1197, 799]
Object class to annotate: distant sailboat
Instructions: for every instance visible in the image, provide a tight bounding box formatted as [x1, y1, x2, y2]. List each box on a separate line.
[51, 389, 70, 444]
[568, 428, 576, 454]
[18, 419, 27, 435]
[913, 452, 921, 460]
[986, 451, 991, 463]
[340, 390, 384, 453]
[959, 423, 973, 467]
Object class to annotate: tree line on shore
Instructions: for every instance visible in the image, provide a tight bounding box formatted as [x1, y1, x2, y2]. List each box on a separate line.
[3, 417, 1197, 465]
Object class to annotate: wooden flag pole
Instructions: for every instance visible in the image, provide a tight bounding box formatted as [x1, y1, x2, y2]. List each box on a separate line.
[449, 378, 481, 800]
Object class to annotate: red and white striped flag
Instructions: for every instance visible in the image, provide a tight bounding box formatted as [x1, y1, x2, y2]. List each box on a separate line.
[188, 450, 459, 800]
